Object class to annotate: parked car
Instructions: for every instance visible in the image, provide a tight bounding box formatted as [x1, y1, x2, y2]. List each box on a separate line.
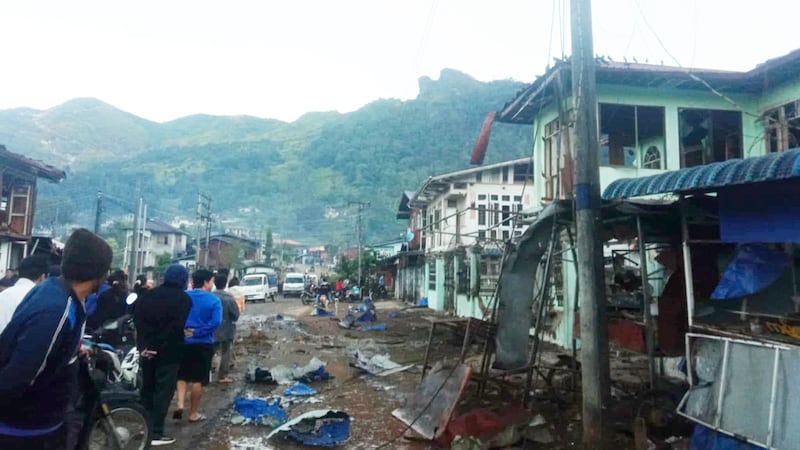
[283, 272, 306, 297]
[240, 273, 278, 302]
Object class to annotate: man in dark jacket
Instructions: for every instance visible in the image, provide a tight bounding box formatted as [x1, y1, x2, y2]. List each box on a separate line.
[213, 274, 239, 383]
[134, 264, 192, 447]
[0, 228, 112, 449]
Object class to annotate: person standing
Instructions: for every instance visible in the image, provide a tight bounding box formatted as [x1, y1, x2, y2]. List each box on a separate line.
[86, 270, 128, 333]
[0, 255, 50, 334]
[134, 264, 192, 447]
[227, 277, 245, 313]
[213, 274, 239, 383]
[0, 229, 112, 449]
[174, 269, 221, 423]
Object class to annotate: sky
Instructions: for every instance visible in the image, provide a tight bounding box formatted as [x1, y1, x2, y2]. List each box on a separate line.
[0, 0, 798, 123]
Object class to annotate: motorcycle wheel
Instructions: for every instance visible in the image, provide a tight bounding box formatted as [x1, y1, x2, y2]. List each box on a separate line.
[87, 402, 151, 450]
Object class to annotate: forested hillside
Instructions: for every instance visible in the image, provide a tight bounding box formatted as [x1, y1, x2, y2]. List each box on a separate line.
[19, 69, 533, 243]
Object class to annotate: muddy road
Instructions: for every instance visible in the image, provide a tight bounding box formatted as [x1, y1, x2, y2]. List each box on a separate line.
[164, 296, 437, 450]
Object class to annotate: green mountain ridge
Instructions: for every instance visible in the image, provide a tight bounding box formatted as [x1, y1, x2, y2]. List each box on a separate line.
[13, 69, 532, 243]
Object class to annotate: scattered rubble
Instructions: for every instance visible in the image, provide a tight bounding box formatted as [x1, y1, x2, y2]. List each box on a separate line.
[352, 351, 414, 376]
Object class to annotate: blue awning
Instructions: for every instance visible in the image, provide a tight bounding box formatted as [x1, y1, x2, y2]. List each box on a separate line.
[602, 149, 800, 200]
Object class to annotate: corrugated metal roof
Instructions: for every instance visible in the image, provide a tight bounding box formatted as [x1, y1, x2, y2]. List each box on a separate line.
[498, 48, 800, 125]
[602, 149, 800, 200]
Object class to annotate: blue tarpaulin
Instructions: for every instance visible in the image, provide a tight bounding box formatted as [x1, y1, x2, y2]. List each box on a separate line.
[719, 181, 800, 243]
[268, 410, 351, 447]
[690, 425, 765, 450]
[284, 382, 318, 396]
[234, 397, 287, 427]
[711, 244, 789, 299]
[359, 323, 386, 331]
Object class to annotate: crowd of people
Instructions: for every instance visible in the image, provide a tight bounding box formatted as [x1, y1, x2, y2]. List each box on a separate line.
[0, 228, 246, 448]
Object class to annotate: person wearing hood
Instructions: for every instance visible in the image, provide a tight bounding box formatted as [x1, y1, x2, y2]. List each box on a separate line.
[134, 264, 192, 447]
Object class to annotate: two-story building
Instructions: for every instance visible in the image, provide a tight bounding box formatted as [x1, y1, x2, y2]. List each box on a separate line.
[0, 145, 65, 273]
[196, 233, 263, 270]
[397, 157, 534, 316]
[495, 48, 800, 348]
[125, 219, 188, 269]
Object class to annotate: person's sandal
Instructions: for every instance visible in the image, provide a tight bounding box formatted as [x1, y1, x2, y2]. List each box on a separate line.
[188, 414, 207, 423]
[218, 377, 233, 384]
[172, 409, 183, 420]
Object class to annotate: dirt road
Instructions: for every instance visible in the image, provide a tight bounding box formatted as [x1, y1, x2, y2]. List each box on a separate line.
[164, 296, 435, 450]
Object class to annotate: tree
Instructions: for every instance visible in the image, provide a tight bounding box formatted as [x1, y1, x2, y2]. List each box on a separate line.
[156, 252, 172, 269]
[334, 250, 380, 283]
[218, 243, 244, 270]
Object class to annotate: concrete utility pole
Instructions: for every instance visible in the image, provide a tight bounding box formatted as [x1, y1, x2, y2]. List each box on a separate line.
[94, 191, 103, 234]
[130, 190, 142, 282]
[195, 192, 212, 268]
[349, 201, 370, 288]
[570, 0, 610, 447]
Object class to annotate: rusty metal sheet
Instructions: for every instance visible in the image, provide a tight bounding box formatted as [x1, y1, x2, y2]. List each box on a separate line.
[391, 362, 472, 440]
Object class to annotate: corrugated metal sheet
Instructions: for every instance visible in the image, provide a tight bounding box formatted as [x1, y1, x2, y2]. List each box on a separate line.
[602, 149, 800, 200]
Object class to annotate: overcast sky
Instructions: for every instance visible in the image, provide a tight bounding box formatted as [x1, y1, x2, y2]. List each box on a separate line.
[0, 0, 797, 123]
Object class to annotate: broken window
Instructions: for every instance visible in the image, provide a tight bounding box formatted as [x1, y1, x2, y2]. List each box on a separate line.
[764, 100, 800, 153]
[501, 205, 510, 224]
[513, 163, 532, 182]
[642, 146, 662, 169]
[599, 104, 666, 168]
[679, 108, 742, 168]
[542, 118, 561, 200]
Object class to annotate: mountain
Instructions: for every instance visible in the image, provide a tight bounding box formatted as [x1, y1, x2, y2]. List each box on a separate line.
[12, 70, 533, 243]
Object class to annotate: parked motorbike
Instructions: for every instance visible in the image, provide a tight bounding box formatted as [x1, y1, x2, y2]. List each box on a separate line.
[300, 287, 315, 305]
[93, 315, 141, 390]
[78, 343, 151, 448]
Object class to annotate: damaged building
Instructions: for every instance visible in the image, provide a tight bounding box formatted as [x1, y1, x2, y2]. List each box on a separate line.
[495, 47, 800, 350]
[396, 157, 534, 315]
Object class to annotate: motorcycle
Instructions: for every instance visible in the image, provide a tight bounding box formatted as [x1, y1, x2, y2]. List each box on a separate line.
[92, 314, 140, 389]
[77, 348, 151, 450]
[300, 284, 316, 305]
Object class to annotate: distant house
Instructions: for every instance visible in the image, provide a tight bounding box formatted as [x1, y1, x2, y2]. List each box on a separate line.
[0, 145, 65, 273]
[397, 157, 535, 313]
[196, 233, 262, 270]
[125, 219, 188, 269]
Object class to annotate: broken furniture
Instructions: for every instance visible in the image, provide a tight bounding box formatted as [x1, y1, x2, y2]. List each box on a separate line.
[419, 315, 495, 381]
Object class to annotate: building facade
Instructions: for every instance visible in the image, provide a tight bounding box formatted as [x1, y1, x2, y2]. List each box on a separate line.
[0, 145, 65, 273]
[125, 220, 188, 269]
[398, 157, 534, 316]
[497, 48, 800, 348]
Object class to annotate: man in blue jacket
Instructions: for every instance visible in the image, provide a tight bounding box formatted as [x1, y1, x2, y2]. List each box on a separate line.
[174, 269, 221, 423]
[0, 228, 112, 449]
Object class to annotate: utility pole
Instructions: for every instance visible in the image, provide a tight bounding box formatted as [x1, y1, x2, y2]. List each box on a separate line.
[195, 192, 202, 268]
[140, 203, 148, 271]
[130, 188, 142, 283]
[204, 197, 212, 267]
[571, 0, 610, 447]
[94, 191, 104, 234]
[348, 201, 370, 288]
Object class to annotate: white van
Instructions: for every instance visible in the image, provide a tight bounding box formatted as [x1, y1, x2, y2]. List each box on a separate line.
[240, 272, 278, 302]
[283, 272, 306, 297]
